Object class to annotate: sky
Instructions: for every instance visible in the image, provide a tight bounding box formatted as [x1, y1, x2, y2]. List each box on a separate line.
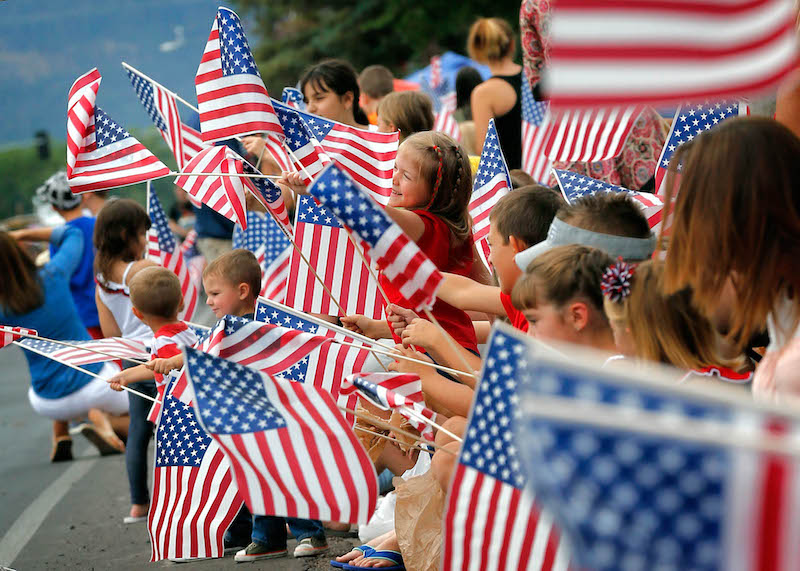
[0, 0, 241, 147]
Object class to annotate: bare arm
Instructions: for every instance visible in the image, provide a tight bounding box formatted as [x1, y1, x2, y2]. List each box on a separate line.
[400, 318, 481, 387]
[10, 227, 55, 242]
[384, 206, 425, 243]
[107, 363, 155, 391]
[436, 272, 505, 316]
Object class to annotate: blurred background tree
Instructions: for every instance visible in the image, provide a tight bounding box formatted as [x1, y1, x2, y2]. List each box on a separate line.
[235, 0, 521, 91]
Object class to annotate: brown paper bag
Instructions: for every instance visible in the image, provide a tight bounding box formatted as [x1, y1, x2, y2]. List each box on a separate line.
[394, 470, 446, 571]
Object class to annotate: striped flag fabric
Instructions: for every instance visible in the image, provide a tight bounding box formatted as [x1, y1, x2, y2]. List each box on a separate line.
[515, 333, 800, 571]
[126, 68, 209, 170]
[341, 372, 436, 442]
[429, 55, 443, 89]
[255, 303, 370, 426]
[173, 146, 248, 228]
[0, 326, 38, 348]
[179, 229, 198, 258]
[285, 195, 384, 319]
[273, 99, 399, 205]
[148, 378, 242, 562]
[232, 211, 292, 302]
[282, 87, 307, 111]
[553, 169, 664, 232]
[195, 7, 283, 143]
[273, 102, 332, 183]
[15, 336, 148, 366]
[263, 134, 293, 173]
[442, 324, 570, 571]
[240, 160, 292, 232]
[654, 101, 748, 196]
[66, 69, 170, 194]
[546, 0, 800, 108]
[183, 345, 378, 523]
[433, 106, 462, 142]
[309, 163, 443, 311]
[146, 186, 199, 321]
[470, 118, 513, 245]
[520, 71, 552, 184]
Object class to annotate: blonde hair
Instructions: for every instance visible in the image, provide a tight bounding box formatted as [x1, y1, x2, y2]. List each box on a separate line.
[467, 18, 515, 63]
[203, 249, 262, 302]
[129, 266, 182, 319]
[378, 91, 434, 142]
[400, 131, 473, 245]
[607, 260, 732, 370]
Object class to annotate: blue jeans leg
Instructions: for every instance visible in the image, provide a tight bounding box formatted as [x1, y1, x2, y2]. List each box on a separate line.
[126, 380, 156, 505]
[286, 518, 325, 542]
[251, 515, 287, 549]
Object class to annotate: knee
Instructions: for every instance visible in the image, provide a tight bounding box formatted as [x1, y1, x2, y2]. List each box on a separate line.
[435, 416, 467, 448]
[431, 441, 461, 493]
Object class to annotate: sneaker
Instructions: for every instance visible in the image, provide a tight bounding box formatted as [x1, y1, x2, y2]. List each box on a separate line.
[234, 541, 287, 562]
[293, 537, 329, 558]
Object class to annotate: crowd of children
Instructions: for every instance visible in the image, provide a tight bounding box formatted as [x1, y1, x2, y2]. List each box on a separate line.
[2, 9, 800, 569]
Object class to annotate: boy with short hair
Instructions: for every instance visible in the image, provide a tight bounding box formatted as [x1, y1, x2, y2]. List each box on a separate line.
[358, 65, 394, 124]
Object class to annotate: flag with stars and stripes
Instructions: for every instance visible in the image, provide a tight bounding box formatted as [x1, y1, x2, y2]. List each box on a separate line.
[148, 377, 242, 562]
[282, 87, 307, 111]
[553, 169, 664, 232]
[341, 372, 436, 442]
[195, 7, 283, 143]
[655, 101, 748, 197]
[434, 107, 462, 142]
[255, 301, 370, 427]
[470, 118, 513, 247]
[272, 103, 331, 183]
[240, 160, 292, 232]
[261, 133, 293, 174]
[0, 326, 38, 349]
[273, 99, 399, 205]
[285, 195, 384, 319]
[309, 163, 443, 311]
[442, 324, 570, 571]
[232, 211, 292, 303]
[515, 338, 800, 571]
[183, 346, 378, 523]
[146, 185, 199, 321]
[66, 69, 170, 194]
[15, 336, 149, 366]
[126, 68, 208, 170]
[521, 71, 552, 184]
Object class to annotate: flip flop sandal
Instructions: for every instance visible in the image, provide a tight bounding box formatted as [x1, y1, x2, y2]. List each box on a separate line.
[330, 545, 375, 568]
[343, 549, 404, 571]
[80, 424, 124, 456]
[50, 437, 73, 462]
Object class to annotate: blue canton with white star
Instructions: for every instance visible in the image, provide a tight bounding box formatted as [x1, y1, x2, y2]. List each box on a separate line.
[233, 211, 271, 251]
[460, 328, 529, 489]
[273, 102, 327, 152]
[156, 385, 212, 468]
[148, 190, 176, 252]
[242, 160, 283, 205]
[474, 119, 512, 190]
[253, 304, 318, 383]
[521, 69, 548, 127]
[93, 108, 131, 149]
[282, 87, 306, 112]
[309, 164, 390, 244]
[554, 169, 640, 203]
[274, 99, 335, 142]
[186, 346, 287, 435]
[126, 71, 167, 131]
[660, 101, 740, 170]
[517, 353, 737, 570]
[295, 195, 341, 229]
[217, 8, 260, 78]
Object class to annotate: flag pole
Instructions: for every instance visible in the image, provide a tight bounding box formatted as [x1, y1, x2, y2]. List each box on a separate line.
[14, 342, 159, 403]
[3, 328, 148, 366]
[400, 406, 463, 443]
[354, 426, 430, 454]
[170, 171, 281, 180]
[122, 62, 199, 115]
[334, 339, 475, 379]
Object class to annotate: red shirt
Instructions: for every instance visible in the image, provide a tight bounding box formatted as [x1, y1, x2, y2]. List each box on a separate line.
[500, 292, 529, 333]
[147, 321, 197, 423]
[379, 210, 478, 352]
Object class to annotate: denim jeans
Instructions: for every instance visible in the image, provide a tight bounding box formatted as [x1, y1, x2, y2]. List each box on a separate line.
[225, 504, 325, 549]
[126, 380, 156, 505]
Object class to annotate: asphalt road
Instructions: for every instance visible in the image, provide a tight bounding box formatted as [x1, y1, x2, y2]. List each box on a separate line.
[0, 344, 358, 571]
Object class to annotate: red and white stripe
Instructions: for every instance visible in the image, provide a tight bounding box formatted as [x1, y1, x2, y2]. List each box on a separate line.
[522, 116, 552, 185]
[152, 83, 187, 169]
[66, 68, 101, 178]
[547, 0, 800, 108]
[31, 337, 148, 366]
[542, 106, 644, 163]
[345, 372, 424, 404]
[259, 245, 290, 302]
[195, 15, 283, 143]
[430, 55, 443, 89]
[179, 229, 198, 256]
[434, 108, 462, 141]
[174, 146, 248, 228]
[263, 134, 293, 173]
[0, 326, 38, 349]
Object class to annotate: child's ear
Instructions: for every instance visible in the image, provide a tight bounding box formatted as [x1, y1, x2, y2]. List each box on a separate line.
[342, 90, 354, 110]
[131, 306, 144, 320]
[508, 235, 528, 254]
[238, 283, 250, 301]
[178, 296, 184, 313]
[567, 301, 590, 332]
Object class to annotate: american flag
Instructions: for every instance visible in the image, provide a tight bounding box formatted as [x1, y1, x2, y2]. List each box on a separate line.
[66, 70, 169, 194]
[179, 229, 198, 258]
[543, 105, 644, 163]
[430, 55, 443, 89]
[341, 372, 436, 442]
[521, 70, 552, 184]
[282, 87, 307, 111]
[553, 169, 664, 232]
[285, 195, 384, 319]
[273, 102, 331, 183]
[546, 0, 800, 108]
[15, 336, 148, 366]
[146, 185, 199, 321]
[255, 302, 370, 426]
[126, 68, 208, 169]
[148, 380, 242, 562]
[0, 326, 38, 349]
[470, 118, 512, 245]
[195, 7, 283, 143]
[655, 101, 748, 196]
[147, 323, 198, 424]
[515, 341, 800, 571]
[442, 324, 569, 571]
[260, 134, 293, 174]
[309, 163, 443, 311]
[173, 146, 248, 228]
[273, 99, 399, 205]
[434, 107, 462, 142]
[240, 159, 292, 232]
[184, 346, 378, 523]
[232, 211, 291, 302]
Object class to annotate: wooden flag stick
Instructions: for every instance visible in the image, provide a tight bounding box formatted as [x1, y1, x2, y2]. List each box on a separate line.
[5, 329, 148, 366]
[13, 342, 158, 403]
[354, 426, 429, 454]
[401, 406, 463, 443]
[422, 308, 478, 381]
[170, 171, 282, 180]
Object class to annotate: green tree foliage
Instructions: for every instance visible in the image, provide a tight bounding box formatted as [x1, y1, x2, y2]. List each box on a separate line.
[234, 0, 522, 92]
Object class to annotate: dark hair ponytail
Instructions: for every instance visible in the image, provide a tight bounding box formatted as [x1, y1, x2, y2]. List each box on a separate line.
[300, 59, 369, 126]
[93, 198, 151, 289]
